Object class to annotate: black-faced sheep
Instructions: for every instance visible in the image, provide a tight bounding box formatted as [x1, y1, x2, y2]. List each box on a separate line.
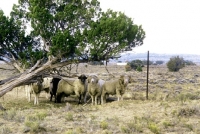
[49, 77, 61, 102]
[87, 75, 104, 105]
[56, 74, 87, 104]
[101, 75, 126, 105]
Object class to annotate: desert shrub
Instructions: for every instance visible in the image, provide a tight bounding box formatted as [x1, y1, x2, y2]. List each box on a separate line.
[136, 66, 142, 72]
[162, 121, 172, 128]
[65, 112, 74, 121]
[125, 64, 132, 71]
[184, 60, 196, 66]
[121, 126, 130, 133]
[155, 60, 164, 65]
[2, 108, 17, 120]
[127, 59, 144, 71]
[167, 56, 185, 72]
[142, 60, 153, 65]
[100, 120, 108, 130]
[148, 123, 160, 134]
[0, 126, 12, 134]
[177, 106, 200, 117]
[89, 61, 104, 65]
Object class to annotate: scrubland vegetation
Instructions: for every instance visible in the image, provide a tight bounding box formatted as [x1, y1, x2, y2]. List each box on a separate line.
[0, 64, 200, 134]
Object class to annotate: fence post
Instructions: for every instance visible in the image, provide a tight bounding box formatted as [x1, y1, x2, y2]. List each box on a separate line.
[146, 51, 149, 100]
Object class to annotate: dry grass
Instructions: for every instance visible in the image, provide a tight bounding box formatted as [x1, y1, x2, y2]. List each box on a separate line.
[0, 64, 200, 133]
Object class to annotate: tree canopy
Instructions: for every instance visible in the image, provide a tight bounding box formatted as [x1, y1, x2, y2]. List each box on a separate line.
[0, 0, 145, 96]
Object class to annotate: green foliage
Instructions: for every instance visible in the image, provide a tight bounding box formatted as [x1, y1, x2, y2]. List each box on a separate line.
[100, 120, 108, 130]
[148, 123, 160, 134]
[0, 0, 145, 73]
[127, 59, 144, 71]
[167, 56, 185, 72]
[0, 10, 42, 69]
[136, 66, 143, 72]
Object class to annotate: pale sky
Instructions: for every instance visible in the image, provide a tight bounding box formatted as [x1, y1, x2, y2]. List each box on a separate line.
[1, 0, 200, 55]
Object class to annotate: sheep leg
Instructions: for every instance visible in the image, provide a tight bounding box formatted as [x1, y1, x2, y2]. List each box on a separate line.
[90, 95, 94, 105]
[95, 95, 98, 105]
[84, 92, 89, 103]
[34, 94, 39, 105]
[28, 93, 31, 102]
[25, 88, 28, 98]
[116, 90, 121, 101]
[101, 94, 105, 105]
[78, 94, 82, 104]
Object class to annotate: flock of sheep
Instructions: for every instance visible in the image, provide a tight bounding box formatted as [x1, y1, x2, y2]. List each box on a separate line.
[16, 74, 132, 105]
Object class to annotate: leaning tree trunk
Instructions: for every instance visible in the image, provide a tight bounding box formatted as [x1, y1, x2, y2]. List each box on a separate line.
[0, 60, 52, 97]
[0, 56, 86, 97]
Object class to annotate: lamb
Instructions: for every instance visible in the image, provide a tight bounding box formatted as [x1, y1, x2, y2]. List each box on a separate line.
[49, 77, 61, 102]
[26, 78, 43, 105]
[101, 75, 126, 105]
[56, 74, 87, 104]
[87, 75, 104, 105]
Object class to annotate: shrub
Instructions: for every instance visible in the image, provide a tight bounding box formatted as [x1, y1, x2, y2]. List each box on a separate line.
[127, 59, 144, 71]
[142, 60, 153, 65]
[148, 123, 160, 134]
[125, 64, 132, 71]
[65, 112, 74, 121]
[100, 121, 108, 130]
[167, 56, 185, 72]
[184, 60, 196, 66]
[136, 66, 142, 72]
[155, 60, 164, 65]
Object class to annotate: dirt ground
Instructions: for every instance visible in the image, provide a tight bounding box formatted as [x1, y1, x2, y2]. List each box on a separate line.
[0, 64, 200, 134]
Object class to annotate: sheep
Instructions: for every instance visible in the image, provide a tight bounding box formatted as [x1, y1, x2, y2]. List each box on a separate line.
[101, 75, 126, 105]
[42, 77, 53, 99]
[26, 78, 43, 105]
[87, 75, 103, 105]
[49, 77, 61, 102]
[123, 75, 132, 88]
[56, 74, 87, 104]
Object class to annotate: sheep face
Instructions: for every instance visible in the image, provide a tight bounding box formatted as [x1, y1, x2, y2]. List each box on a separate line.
[88, 75, 99, 84]
[119, 75, 125, 85]
[78, 74, 87, 84]
[124, 75, 132, 86]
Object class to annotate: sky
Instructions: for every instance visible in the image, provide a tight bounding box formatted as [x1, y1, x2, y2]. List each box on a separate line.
[1, 0, 200, 55]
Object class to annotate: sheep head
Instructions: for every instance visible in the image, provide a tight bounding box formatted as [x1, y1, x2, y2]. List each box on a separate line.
[87, 75, 99, 84]
[78, 74, 87, 84]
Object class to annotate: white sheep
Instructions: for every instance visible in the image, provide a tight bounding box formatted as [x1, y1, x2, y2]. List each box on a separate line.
[42, 77, 53, 99]
[56, 74, 87, 104]
[25, 77, 44, 105]
[87, 75, 104, 105]
[101, 75, 125, 105]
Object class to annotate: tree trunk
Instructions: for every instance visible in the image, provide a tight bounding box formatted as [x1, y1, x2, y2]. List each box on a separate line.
[0, 58, 86, 97]
[0, 61, 51, 97]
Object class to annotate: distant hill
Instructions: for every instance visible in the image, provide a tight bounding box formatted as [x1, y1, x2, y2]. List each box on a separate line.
[110, 53, 200, 64]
